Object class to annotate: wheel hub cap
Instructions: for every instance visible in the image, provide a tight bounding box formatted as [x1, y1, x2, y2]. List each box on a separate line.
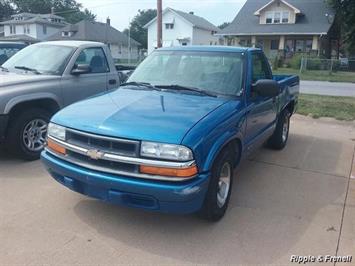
[282, 115, 289, 143]
[23, 119, 48, 152]
[217, 162, 231, 208]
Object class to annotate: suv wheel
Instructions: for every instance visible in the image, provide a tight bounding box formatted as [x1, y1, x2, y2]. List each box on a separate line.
[7, 108, 50, 160]
[268, 109, 291, 150]
[200, 147, 235, 221]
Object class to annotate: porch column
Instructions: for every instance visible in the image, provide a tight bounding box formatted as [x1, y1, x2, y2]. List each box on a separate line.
[279, 35, 285, 50]
[251, 36, 256, 47]
[312, 35, 319, 50]
[234, 37, 240, 46]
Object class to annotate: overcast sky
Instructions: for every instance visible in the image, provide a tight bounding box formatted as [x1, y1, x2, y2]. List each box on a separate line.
[77, 0, 247, 31]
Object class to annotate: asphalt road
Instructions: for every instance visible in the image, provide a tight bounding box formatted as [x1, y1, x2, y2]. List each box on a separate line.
[1, 115, 355, 265]
[301, 80, 355, 97]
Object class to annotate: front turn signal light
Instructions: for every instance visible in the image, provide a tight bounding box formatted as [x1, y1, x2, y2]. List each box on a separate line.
[47, 138, 66, 155]
[139, 165, 198, 178]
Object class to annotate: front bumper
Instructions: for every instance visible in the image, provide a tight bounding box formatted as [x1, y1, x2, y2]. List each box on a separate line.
[0, 114, 9, 142]
[41, 151, 210, 214]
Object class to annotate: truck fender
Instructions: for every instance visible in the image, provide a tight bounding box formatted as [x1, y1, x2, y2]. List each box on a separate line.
[202, 131, 244, 173]
[4, 93, 62, 114]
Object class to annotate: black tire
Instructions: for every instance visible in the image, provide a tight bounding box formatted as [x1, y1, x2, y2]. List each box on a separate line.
[200, 147, 235, 222]
[6, 108, 51, 161]
[268, 109, 291, 150]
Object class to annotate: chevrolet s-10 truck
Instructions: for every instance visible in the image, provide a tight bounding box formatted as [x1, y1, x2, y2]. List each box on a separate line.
[41, 46, 299, 221]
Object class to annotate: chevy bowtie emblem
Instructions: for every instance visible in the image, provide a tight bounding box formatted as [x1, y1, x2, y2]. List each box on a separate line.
[87, 149, 104, 160]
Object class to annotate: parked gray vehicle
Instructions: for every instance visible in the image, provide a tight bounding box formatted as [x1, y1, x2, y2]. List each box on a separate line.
[0, 41, 121, 160]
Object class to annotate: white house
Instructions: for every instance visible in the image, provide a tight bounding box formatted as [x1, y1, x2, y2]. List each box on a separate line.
[144, 8, 220, 54]
[46, 19, 141, 62]
[0, 12, 67, 43]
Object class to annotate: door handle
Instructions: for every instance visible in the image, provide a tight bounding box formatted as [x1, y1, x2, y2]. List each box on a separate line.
[109, 79, 117, 85]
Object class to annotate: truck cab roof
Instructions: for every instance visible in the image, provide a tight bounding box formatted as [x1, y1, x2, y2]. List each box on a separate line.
[32, 40, 106, 48]
[156, 45, 261, 53]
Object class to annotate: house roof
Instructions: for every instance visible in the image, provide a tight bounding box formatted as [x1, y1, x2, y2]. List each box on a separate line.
[219, 0, 335, 36]
[0, 13, 67, 27]
[0, 34, 40, 43]
[46, 20, 141, 47]
[254, 0, 301, 15]
[144, 7, 219, 32]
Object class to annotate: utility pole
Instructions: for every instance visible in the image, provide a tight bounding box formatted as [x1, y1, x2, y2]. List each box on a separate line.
[157, 0, 162, 48]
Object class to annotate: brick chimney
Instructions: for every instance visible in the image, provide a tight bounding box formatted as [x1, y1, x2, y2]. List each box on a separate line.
[106, 17, 110, 26]
[189, 11, 194, 15]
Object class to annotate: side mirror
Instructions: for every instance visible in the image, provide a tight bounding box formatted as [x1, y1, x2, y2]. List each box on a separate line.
[252, 79, 279, 97]
[71, 64, 91, 75]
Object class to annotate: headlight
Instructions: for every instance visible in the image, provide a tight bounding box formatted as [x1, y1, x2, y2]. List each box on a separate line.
[47, 123, 66, 141]
[141, 141, 193, 161]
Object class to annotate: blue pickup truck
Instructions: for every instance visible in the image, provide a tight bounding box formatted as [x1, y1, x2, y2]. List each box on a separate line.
[41, 46, 299, 221]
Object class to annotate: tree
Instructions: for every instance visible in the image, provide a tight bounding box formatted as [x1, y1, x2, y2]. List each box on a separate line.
[0, 0, 15, 21]
[124, 9, 157, 49]
[328, 0, 355, 54]
[218, 22, 230, 30]
[10, 0, 96, 23]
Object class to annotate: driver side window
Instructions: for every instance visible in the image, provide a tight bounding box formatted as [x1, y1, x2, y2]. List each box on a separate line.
[252, 53, 272, 83]
[74, 48, 109, 74]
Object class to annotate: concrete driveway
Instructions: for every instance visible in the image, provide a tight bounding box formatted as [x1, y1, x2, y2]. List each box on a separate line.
[301, 80, 355, 97]
[1, 115, 355, 265]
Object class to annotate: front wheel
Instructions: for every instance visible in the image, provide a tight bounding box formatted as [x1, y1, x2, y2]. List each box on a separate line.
[268, 109, 291, 150]
[200, 148, 235, 221]
[6, 108, 50, 160]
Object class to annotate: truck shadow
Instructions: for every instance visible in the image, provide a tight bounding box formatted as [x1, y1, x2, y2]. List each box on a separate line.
[73, 133, 349, 264]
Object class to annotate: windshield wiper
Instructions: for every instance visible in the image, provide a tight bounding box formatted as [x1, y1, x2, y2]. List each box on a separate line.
[120, 82, 161, 91]
[14, 66, 41, 74]
[155, 84, 217, 97]
[0, 66, 9, 72]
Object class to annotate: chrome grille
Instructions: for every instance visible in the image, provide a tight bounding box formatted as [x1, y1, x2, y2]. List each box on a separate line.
[66, 128, 139, 157]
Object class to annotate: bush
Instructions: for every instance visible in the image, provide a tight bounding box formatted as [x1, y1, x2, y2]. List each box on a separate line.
[272, 56, 279, 70]
[307, 58, 322, 70]
[289, 54, 303, 69]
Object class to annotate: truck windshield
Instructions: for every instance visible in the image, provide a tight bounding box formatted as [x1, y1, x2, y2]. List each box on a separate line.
[128, 51, 245, 96]
[3, 44, 74, 75]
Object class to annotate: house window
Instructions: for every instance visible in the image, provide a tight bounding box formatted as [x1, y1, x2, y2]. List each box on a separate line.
[10, 25, 16, 34]
[282, 11, 289, 23]
[265, 11, 290, 24]
[182, 42, 187, 46]
[305, 40, 313, 52]
[271, 40, 279, 50]
[266, 11, 273, 24]
[273, 12, 281, 23]
[43, 25, 47, 35]
[62, 31, 69, 37]
[165, 23, 174, 30]
[295, 40, 304, 52]
[23, 25, 30, 34]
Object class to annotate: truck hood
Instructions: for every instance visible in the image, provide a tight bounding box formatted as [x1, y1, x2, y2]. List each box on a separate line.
[52, 87, 230, 144]
[0, 71, 59, 88]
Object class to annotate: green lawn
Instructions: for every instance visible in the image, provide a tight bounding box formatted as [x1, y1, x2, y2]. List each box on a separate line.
[297, 94, 355, 121]
[273, 68, 355, 83]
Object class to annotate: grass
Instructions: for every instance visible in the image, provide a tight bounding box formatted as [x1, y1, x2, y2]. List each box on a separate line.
[273, 68, 355, 83]
[297, 94, 355, 121]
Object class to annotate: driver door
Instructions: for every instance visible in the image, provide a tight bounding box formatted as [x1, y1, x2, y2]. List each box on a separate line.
[61, 47, 109, 106]
[245, 52, 277, 145]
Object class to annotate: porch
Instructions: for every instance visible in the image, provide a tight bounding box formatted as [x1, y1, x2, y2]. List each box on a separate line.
[224, 35, 339, 59]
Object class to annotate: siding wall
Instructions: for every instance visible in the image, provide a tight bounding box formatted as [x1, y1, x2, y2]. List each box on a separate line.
[192, 27, 219, 45]
[259, 2, 296, 24]
[147, 11, 193, 54]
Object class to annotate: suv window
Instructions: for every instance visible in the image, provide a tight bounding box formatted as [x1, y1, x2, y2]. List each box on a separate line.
[251, 53, 272, 83]
[75, 47, 109, 74]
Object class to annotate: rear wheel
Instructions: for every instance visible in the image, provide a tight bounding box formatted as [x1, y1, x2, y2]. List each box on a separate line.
[6, 108, 50, 160]
[200, 147, 235, 222]
[268, 109, 291, 150]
